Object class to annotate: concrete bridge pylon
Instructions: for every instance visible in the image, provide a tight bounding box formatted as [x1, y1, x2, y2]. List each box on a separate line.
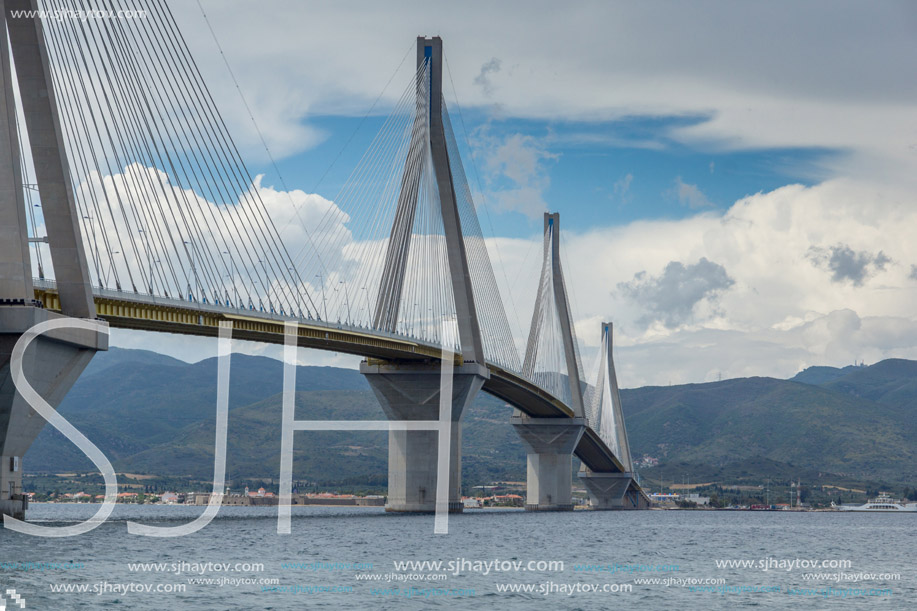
[0, 0, 106, 520]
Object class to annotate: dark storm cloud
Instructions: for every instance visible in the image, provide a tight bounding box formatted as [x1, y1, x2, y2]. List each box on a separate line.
[473, 57, 502, 96]
[617, 258, 734, 328]
[807, 244, 891, 286]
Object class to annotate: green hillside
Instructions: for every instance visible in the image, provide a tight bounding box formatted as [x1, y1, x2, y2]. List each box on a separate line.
[622, 375, 913, 480]
[824, 359, 917, 413]
[28, 349, 527, 485]
[25, 350, 917, 488]
[790, 364, 862, 385]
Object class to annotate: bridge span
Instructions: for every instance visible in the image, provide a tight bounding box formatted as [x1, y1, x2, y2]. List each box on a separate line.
[0, 1, 647, 522]
[32, 278, 632, 476]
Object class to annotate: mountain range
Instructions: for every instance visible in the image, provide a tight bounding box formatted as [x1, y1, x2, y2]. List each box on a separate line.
[23, 348, 917, 487]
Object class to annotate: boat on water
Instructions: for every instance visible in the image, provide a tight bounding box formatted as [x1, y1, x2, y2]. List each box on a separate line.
[836, 493, 917, 512]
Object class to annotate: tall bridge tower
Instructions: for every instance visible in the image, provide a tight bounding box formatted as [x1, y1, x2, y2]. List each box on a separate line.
[579, 322, 647, 509]
[360, 37, 489, 513]
[0, 0, 107, 520]
[512, 213, 586, 511]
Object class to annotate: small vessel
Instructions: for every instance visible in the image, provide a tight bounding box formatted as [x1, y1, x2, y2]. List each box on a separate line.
[837, 493, 917, 512]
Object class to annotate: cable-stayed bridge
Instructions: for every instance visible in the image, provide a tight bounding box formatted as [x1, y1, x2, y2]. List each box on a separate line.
[0, 0, 648, 520]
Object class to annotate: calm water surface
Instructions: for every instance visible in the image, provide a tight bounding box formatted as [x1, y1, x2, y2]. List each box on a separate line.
[0, 504, 910, 609]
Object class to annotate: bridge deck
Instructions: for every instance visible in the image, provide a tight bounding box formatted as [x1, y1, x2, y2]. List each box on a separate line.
[34, 283, 629, 475]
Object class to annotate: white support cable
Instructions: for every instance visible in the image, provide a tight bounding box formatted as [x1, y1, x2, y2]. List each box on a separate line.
[79, 6, 192, 298]
[150, 0, 304, 311]
[441, 100, 520, 370]
[35, 0, 319, 317]
[41, 3, 130, 292]
[32, 3, 547, 373]
[194, 0, 341, 295]
[293, 60, 426, 274]
[443, 54, 526, 370]
[294, 65, 425, 326]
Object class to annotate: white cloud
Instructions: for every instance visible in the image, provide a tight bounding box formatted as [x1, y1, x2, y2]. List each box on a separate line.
[474, 131, 557, 219]
[613, 173, 633, 202]
[670, 176, 714, 209]
[69, 165, 342, 316]
[62, 1, 917, 388]
[611, 312, 917, 386]
[489, 178, 917, 387]
[172, 1, 917, 188]
[100, 174, 917, 390]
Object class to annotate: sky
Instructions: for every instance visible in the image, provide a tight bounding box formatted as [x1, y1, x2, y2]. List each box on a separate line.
[113, 0, 917, 387]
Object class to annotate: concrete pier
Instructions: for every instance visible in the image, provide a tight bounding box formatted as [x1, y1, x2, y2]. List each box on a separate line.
[0, 307, 107, 519]
[578, 468, 648, 509]
[361, 360, 487, 513]
[511, 414, 585, 511]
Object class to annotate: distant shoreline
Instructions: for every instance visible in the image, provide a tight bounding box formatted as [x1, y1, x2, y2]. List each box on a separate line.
[29, 501, 387, 508]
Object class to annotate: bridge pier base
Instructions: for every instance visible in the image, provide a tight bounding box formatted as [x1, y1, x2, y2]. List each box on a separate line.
[360, 360, 488, 513]
[578, 468, 647, 509]
[511, 415, 585, 511]
[0, 307, 107, 521]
